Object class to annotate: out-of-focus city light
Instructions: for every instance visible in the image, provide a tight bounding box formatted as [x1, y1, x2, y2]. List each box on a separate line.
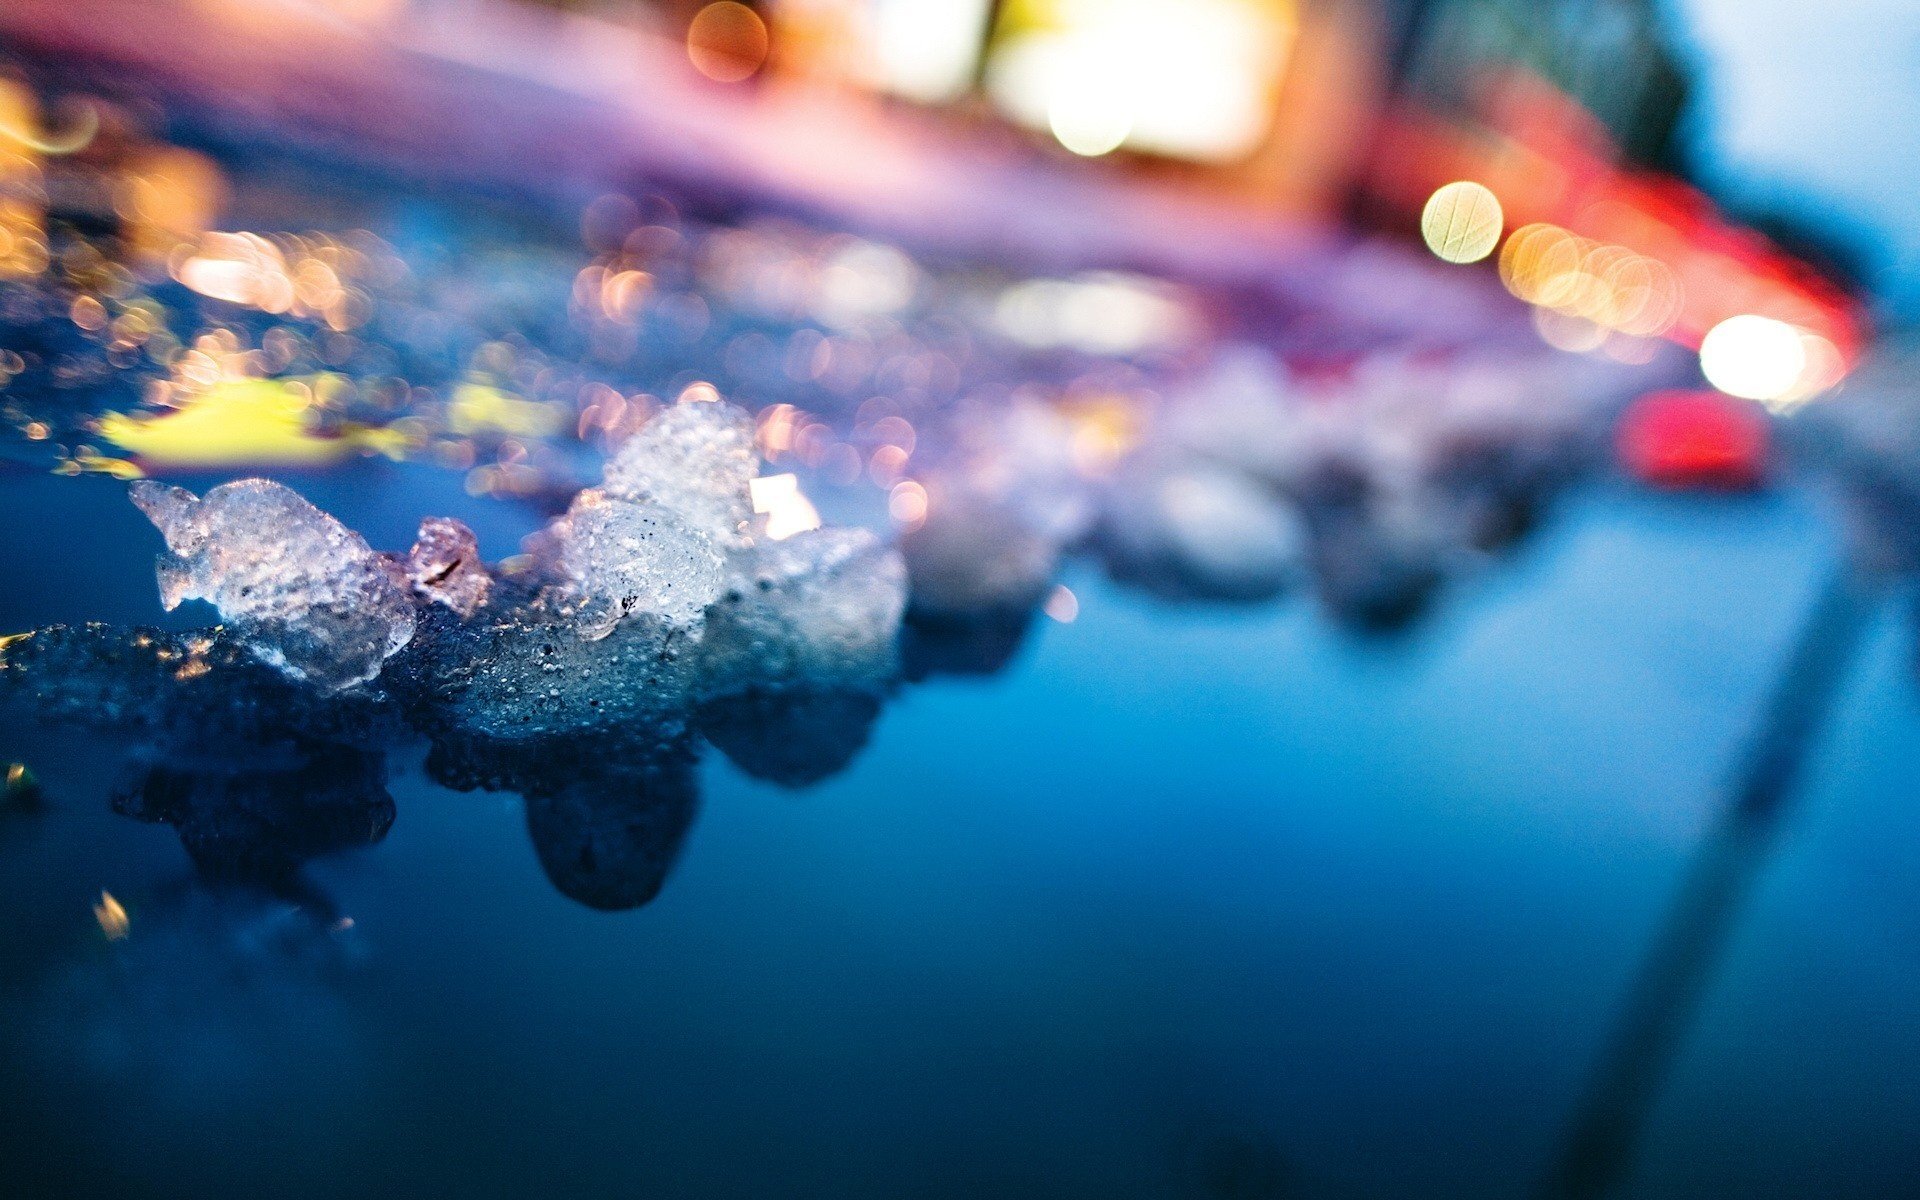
[1699, 314, 1822, 405]
[749, 472, 823, 540]
[992, 272, 1195, 355]
[448, 382, 569, 438]
[0, 88, 97, 156]
[866, 0, 994, 104]
[1499, 223, 1681, 337]
[814, 238, 917, 326]
[117, 146, 224, 261]
[177, 232, 291, 307]
[687, 2, 770, 83]
[987, 0, 1295, 162]
[1531, 306, 1607, 354]
[1048, 81, 1131, 157]
[1421, 181, 1502, 264]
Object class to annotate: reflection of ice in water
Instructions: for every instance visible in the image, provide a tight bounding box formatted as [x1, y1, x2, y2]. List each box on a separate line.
[131, 478, 415, 690]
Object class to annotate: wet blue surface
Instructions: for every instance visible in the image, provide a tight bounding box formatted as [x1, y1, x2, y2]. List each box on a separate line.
[1, 465, 1915, 1199]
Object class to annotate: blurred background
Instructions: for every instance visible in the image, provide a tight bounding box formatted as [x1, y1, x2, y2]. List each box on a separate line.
[2, 3, 1919, 1199]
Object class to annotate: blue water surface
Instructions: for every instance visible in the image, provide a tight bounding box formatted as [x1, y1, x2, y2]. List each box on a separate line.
[0, 467, 1915, 1199]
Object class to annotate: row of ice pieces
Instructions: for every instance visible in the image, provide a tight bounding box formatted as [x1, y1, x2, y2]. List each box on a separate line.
[901, 347, 1664, 629]
[130, 399, 907, 739]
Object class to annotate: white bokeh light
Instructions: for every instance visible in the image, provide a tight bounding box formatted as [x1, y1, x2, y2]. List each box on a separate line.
[1699, 314, 1808, 402]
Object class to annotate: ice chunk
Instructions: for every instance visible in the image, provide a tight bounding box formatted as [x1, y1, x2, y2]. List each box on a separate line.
[699, 528, 906, 696]
[601, 399, 759, 548]
[0, 622, 405, 750]
[899, 482, 1061, 619]
[409, 591, 701, 742]
[556, 490, 726, 635]
[406, 516, 491, 617]
[129, 479, 414, 689]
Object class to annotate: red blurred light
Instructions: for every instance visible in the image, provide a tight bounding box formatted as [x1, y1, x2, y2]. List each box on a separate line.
[1616, 389, 1769, 491]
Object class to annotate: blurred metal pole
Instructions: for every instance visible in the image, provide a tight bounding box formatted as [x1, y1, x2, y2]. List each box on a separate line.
[1537, 568, 1878, 1200]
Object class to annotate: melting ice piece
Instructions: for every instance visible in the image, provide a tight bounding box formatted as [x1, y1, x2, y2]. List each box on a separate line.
[601, 399, 759, 548]
[557, 490, 727, 635]
[406, 516, 491, 617]
[129, 479, 415, 690]
[700, 527, 906, 696]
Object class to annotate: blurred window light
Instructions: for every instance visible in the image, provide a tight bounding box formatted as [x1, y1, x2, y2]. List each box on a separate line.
[1420, 181, 1502, 263]
[771, 0, 991, 103]
[869, 0, 994, 103]
[986, 0, 1297, 162]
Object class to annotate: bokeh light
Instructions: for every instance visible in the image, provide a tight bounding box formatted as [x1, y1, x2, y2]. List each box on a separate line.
[987, 0, 1295, 163]
[687, 2, 770, 84]
[1699, 314, 1812, 404]
[1421, 181, 1503, 264]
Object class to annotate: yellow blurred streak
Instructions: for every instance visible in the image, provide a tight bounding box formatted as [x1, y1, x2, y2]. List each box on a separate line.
[67, 451, 144, 480]
[447, 382, 569, 439]
[99, 375, 404, 467]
